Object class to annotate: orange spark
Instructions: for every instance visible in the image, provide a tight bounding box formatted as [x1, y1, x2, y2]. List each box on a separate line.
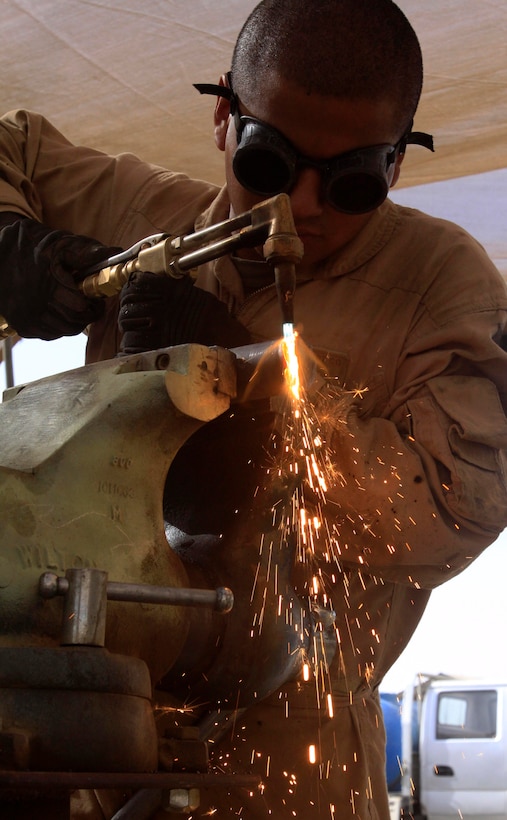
[281, 325, 301, 401]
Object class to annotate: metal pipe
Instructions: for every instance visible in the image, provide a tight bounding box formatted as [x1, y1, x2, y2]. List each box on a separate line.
[39, 572, 234, 613]
[169, 227, 266, 277]
[61, 568, 108, 647]
[105, 582, 234, 612]
[0, 771, 260, 789]
[111, 788, 162, 820]
[3, 336, 15, 388]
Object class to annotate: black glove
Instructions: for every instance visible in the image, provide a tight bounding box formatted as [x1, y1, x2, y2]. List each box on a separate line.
[119, 271, 251, 354]
[0, 213, 122, 340]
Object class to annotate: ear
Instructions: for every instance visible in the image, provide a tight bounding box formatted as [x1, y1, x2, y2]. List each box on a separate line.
[214, 74, 232, 152]
[390, 152, 405, 188]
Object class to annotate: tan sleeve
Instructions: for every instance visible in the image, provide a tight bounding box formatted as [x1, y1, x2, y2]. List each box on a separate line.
[0, 109, 218, 247]
[0, 110, 45, 218]
[320, 399, 505, 585]
[317, 339, 507, 589]
[0, 109, 220, 361]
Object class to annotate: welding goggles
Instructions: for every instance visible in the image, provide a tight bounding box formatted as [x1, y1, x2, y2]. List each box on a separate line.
[194, 77, 434, 215]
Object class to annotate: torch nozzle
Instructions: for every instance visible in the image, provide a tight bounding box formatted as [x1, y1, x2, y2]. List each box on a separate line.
[274, 261, 297, 329]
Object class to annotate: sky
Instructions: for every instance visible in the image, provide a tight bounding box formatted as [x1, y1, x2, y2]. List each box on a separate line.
[1, 170, 506, 695]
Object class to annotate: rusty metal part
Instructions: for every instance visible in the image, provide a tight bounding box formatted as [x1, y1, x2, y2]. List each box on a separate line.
[0, 343, 238, 686]
[0, 728, 31, 770]
[0, 646, 158, 772]
[0, 336, 319, 787]
[0, 793, 71, 820]
[0, 771, 261, 788]
[159, 730, 209, 773]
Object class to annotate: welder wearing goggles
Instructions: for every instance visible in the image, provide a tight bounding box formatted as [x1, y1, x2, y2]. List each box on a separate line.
[0, 5, 506, 820]
[196, 72, 433, 216]
[115, 70, 433, 356]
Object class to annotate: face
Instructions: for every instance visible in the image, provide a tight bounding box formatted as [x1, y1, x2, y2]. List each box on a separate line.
[214, 74, 404, 274]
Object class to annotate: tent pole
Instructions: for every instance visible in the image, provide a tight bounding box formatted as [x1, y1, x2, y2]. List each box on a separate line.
[3, 337, 15, 388]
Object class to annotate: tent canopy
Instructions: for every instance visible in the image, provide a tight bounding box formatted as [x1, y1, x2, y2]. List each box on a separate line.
[0, 0, 505, 274]
[3, 1, 505, 184]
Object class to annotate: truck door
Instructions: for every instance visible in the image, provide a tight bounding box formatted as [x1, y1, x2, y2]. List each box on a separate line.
[420, 685, 507, 820]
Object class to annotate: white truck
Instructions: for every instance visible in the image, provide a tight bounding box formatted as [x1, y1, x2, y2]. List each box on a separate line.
[381, 674, 507, 820]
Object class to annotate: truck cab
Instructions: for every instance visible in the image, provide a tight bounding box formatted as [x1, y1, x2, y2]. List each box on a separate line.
[382, 675, 507, 820]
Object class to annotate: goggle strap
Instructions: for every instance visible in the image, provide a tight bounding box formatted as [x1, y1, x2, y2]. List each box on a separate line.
[193, 83, 231, 99]
[193, 82, 238, 115]
[405, 131, 435, 152]
[193, 83, 434, 153]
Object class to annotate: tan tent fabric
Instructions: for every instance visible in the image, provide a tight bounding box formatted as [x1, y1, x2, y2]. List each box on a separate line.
[1, 0, 505, 188]
[406, 0, 507, 185]
[0, 0, 505, 287]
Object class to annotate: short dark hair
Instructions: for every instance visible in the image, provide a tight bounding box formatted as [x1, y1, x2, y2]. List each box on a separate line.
[231, 0, 423, 136]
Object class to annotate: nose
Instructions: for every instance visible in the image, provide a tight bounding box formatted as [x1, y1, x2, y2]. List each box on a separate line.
[288, 167, 325, 220]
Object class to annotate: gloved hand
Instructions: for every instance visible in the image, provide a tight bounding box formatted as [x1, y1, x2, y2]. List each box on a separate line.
[118, 271, 251, 354]
[0, 213, 121, 340]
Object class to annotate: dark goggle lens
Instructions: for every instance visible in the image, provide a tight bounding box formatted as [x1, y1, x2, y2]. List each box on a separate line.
[233, 119, 295, 195]
[326, 171, 389, 215]
[233, 117, 394, 214]
[233, 146, 293, 195]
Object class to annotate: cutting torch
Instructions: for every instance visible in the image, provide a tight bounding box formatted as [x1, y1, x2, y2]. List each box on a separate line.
[0, 194, 303, 341]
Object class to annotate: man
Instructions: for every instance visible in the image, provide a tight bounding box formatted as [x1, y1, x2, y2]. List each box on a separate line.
[0, 1, 506, 818]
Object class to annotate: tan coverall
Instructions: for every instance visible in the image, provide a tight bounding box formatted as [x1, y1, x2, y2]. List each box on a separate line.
[1, 110, 507, 819]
